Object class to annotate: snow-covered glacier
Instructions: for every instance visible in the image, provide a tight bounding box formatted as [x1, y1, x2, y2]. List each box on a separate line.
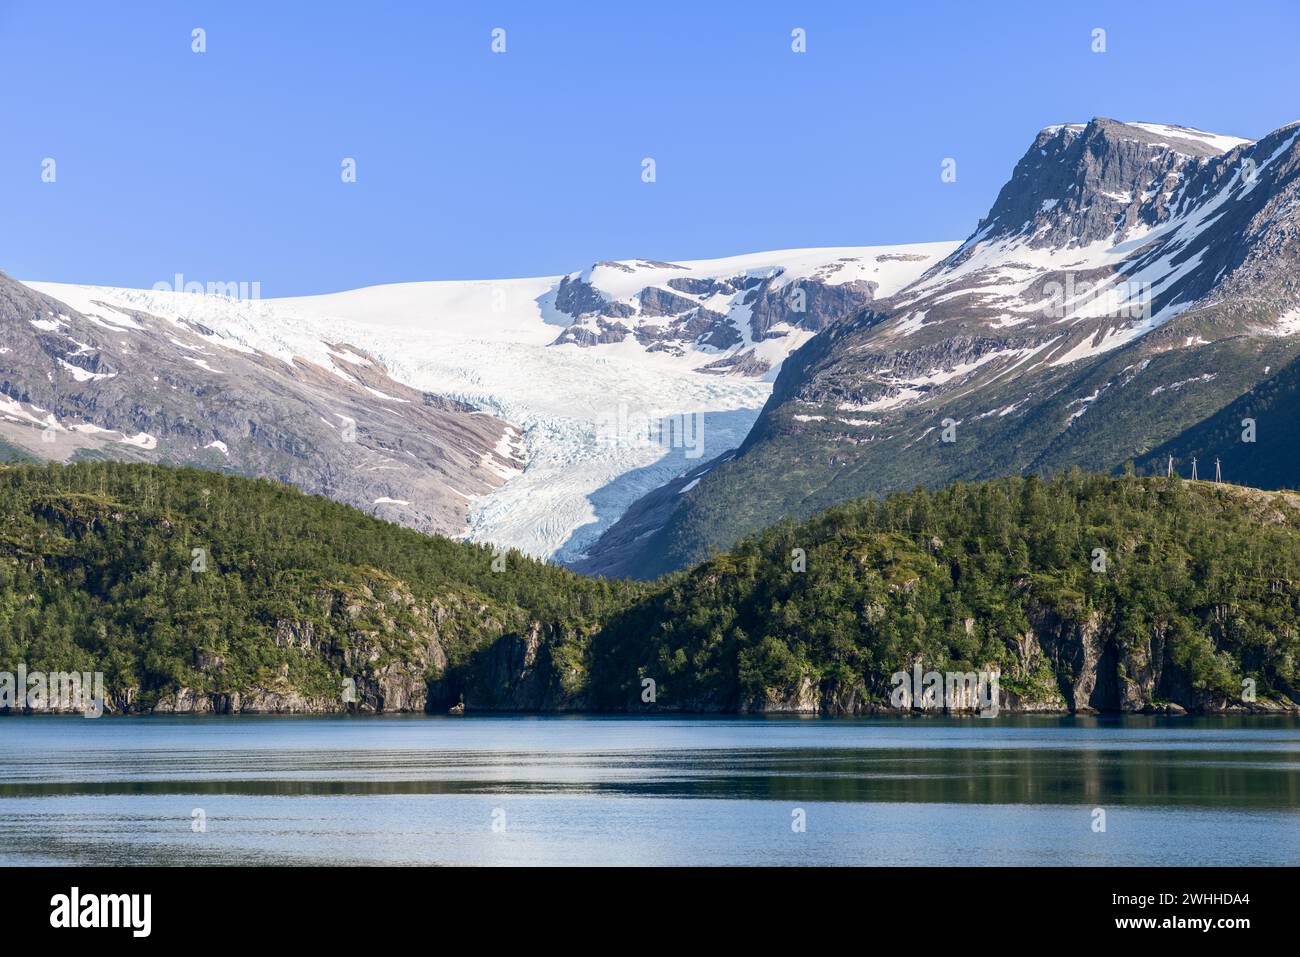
[26, 242, 956, 561]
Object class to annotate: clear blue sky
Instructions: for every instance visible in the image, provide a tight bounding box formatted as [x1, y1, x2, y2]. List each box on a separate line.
[2, 0, 1296, 295]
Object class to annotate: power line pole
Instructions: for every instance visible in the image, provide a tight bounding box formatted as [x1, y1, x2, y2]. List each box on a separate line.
[1215, 457, 1222, 483]
[1191, 457, 1198, 481]
[1167, 454, 1174, 477]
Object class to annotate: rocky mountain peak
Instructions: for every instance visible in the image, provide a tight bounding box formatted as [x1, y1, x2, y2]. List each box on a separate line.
[971, 118, 1251, 252]
[577, 117, 1300, 578]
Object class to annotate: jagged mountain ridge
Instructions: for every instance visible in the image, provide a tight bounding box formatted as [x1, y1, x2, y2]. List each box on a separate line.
[547, 244, 956, 378]
[578, 117, 1300, 578]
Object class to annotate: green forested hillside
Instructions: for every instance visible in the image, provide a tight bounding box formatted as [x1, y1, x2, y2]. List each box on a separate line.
[589, 469, 1300, 713]
[1, 462, 1297, 715]
[0, 462, 638, 713]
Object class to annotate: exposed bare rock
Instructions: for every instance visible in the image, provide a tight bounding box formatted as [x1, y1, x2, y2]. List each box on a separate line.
[545, 247, 951, 377]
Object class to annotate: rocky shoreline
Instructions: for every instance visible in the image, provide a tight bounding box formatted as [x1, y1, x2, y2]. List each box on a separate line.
[6, 689, 1295, 717]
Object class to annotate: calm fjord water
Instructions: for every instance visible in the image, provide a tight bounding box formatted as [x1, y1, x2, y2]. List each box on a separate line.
[1, 715, 1296, 866]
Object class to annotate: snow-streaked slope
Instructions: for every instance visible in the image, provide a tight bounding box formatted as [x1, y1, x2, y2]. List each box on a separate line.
[1123, 122, 1253, 154]
[24, 243, 953, 561]
[7, 273, 519, 536]
[877, 119, 1287, 376]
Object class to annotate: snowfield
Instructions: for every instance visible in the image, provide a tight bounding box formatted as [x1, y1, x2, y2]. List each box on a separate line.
[25, 243, 954, 561]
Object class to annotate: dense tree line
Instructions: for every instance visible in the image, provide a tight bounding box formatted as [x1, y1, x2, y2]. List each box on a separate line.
[589, 468, 1300, 712]
[0, 462, 639, 709]
[1, 462, 1296, 713]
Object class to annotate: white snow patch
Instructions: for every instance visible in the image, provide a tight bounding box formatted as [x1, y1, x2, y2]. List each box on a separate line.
[839, 390, 922, 412]
[1067, 387, 1104, 422]
[0, 396, 54, 428]
[23, 285, 144, 329]
[57, 359, 115, 382]
[1150, 373, 1216, 396]
[363, 385, 408, 403]
[120, 432, 158, 450]
[1124, 122, 1253, 154]
[1270, 309, 1300, 336]
[182, 356, 223, 374]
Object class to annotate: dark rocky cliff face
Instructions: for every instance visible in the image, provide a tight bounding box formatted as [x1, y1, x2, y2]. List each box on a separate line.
[144, 585, 468, 715]
[972, 119, 1224, 251]
[57, 596, 1300, 718]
